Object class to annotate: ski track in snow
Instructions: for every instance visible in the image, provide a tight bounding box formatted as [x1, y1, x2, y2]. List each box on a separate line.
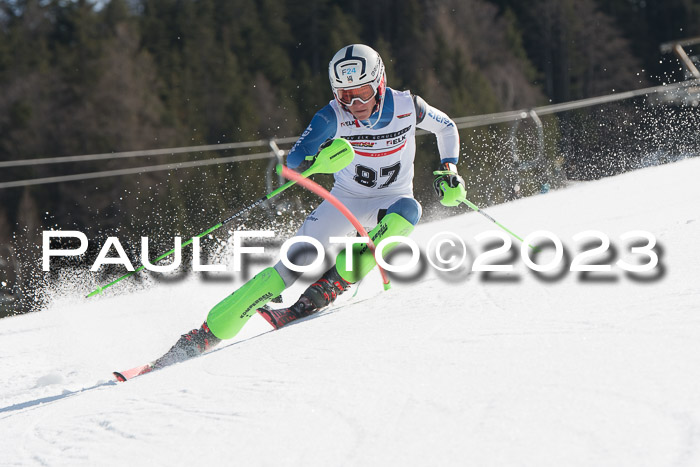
[2, 158, 700, 466]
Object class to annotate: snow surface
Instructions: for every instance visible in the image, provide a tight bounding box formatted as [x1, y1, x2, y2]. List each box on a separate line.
[2, 158, 700, 466]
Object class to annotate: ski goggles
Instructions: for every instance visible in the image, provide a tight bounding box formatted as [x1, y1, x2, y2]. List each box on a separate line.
[335, 83, 377, 106]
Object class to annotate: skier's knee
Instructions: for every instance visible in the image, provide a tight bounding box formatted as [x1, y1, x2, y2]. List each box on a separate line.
[386, 197, 421, 225]
[273, 239, 325, 287]
[274, 261, 301, 288]
[335, 212, 415, 283]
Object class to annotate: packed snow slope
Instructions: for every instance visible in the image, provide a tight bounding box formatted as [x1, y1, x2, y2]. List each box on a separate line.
[2, 157, 700, 467]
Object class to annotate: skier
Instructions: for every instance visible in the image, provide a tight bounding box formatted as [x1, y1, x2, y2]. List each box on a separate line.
[147, 44, 466, 371]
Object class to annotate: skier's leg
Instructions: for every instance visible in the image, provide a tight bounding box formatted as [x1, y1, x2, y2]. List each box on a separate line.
[205, 199, 354, 340]
[167, 197, 416, 353]
[384, 196, 422, 225]
[260, 199, 421, 328]
[152, 266, 286, 366]
[272, 199, 356, 287]
[331, 210, 416, 286]
[299, 200, 420, 308]
[206, 266, 287, 339]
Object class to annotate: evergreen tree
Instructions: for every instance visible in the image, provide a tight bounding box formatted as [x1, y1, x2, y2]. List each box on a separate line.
[6, 0, 690, 314]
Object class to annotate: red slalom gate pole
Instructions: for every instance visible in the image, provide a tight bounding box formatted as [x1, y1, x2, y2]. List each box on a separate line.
[279, 165, 391, 290]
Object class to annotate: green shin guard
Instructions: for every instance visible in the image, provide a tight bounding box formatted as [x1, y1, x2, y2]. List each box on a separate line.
[335, 213, 414, 284]
[206, 267, 285, 339]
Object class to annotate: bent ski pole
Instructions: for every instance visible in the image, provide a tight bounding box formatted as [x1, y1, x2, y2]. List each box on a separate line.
[86, 138, 355, 298]
[458, 197, 538, 251]
[279, 164, 392, 290]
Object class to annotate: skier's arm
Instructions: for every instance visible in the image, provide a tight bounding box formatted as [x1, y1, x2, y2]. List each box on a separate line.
[413, 95, 460, 165]
[287, 105, 338, 170]
[413, 95, 465, 206]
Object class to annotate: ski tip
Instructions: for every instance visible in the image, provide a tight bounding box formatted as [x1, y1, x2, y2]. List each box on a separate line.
[113, 363, 154, 382]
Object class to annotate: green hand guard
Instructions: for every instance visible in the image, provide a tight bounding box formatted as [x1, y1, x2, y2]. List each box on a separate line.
[289, 138, 355, 175]
[435, 177, 466, 206]
[433, 164, 466, 207]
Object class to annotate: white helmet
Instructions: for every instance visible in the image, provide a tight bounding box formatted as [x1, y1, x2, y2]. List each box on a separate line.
[328, 44, 387, 112]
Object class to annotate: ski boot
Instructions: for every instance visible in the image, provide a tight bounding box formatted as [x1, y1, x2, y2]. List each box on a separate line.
[258, 267, 351, 329]
[152, 321, 221, 369]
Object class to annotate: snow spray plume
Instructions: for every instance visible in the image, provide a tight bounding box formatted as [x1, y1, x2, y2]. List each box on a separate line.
[85, 139, 355, 298]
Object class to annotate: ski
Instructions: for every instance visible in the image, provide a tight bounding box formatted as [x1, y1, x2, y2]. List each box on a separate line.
[113, 321, 222, 382]
[113, 363, 154, 382]
[256, 293, 369, 330]
[115, 295, 371, 381]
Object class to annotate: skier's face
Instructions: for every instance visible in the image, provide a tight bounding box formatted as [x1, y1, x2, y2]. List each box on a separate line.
[347, 99, 375, 121]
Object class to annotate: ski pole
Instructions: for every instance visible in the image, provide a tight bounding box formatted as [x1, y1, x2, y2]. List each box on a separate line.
[86, 138, 355, 298]
[457, 197, 538, 251]
[85, 178, 297, 297]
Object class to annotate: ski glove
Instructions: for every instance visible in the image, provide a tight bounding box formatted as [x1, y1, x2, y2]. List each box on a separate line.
[295, 138, 334, 173]
[433, 162, 466, 207]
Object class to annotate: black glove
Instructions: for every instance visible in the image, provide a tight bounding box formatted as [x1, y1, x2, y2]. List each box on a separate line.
[433, 162, 466, 206]
[296, 138, 334, 173]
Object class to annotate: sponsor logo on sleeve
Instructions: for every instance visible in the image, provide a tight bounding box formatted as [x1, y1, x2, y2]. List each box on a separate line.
[290, 125, 312, 153]
[428, 110, 454, 127]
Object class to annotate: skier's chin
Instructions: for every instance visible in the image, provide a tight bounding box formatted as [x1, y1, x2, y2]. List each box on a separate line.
[348, 102, 374, 121]
[351, 109, 373, 121]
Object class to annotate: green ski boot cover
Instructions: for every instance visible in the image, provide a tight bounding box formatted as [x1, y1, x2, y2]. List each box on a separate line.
[207, 267, 285, 339]
[335, 212, 414, 284]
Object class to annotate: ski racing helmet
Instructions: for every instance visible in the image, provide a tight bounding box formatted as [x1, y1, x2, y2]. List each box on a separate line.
[328, 44, 387, 126]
